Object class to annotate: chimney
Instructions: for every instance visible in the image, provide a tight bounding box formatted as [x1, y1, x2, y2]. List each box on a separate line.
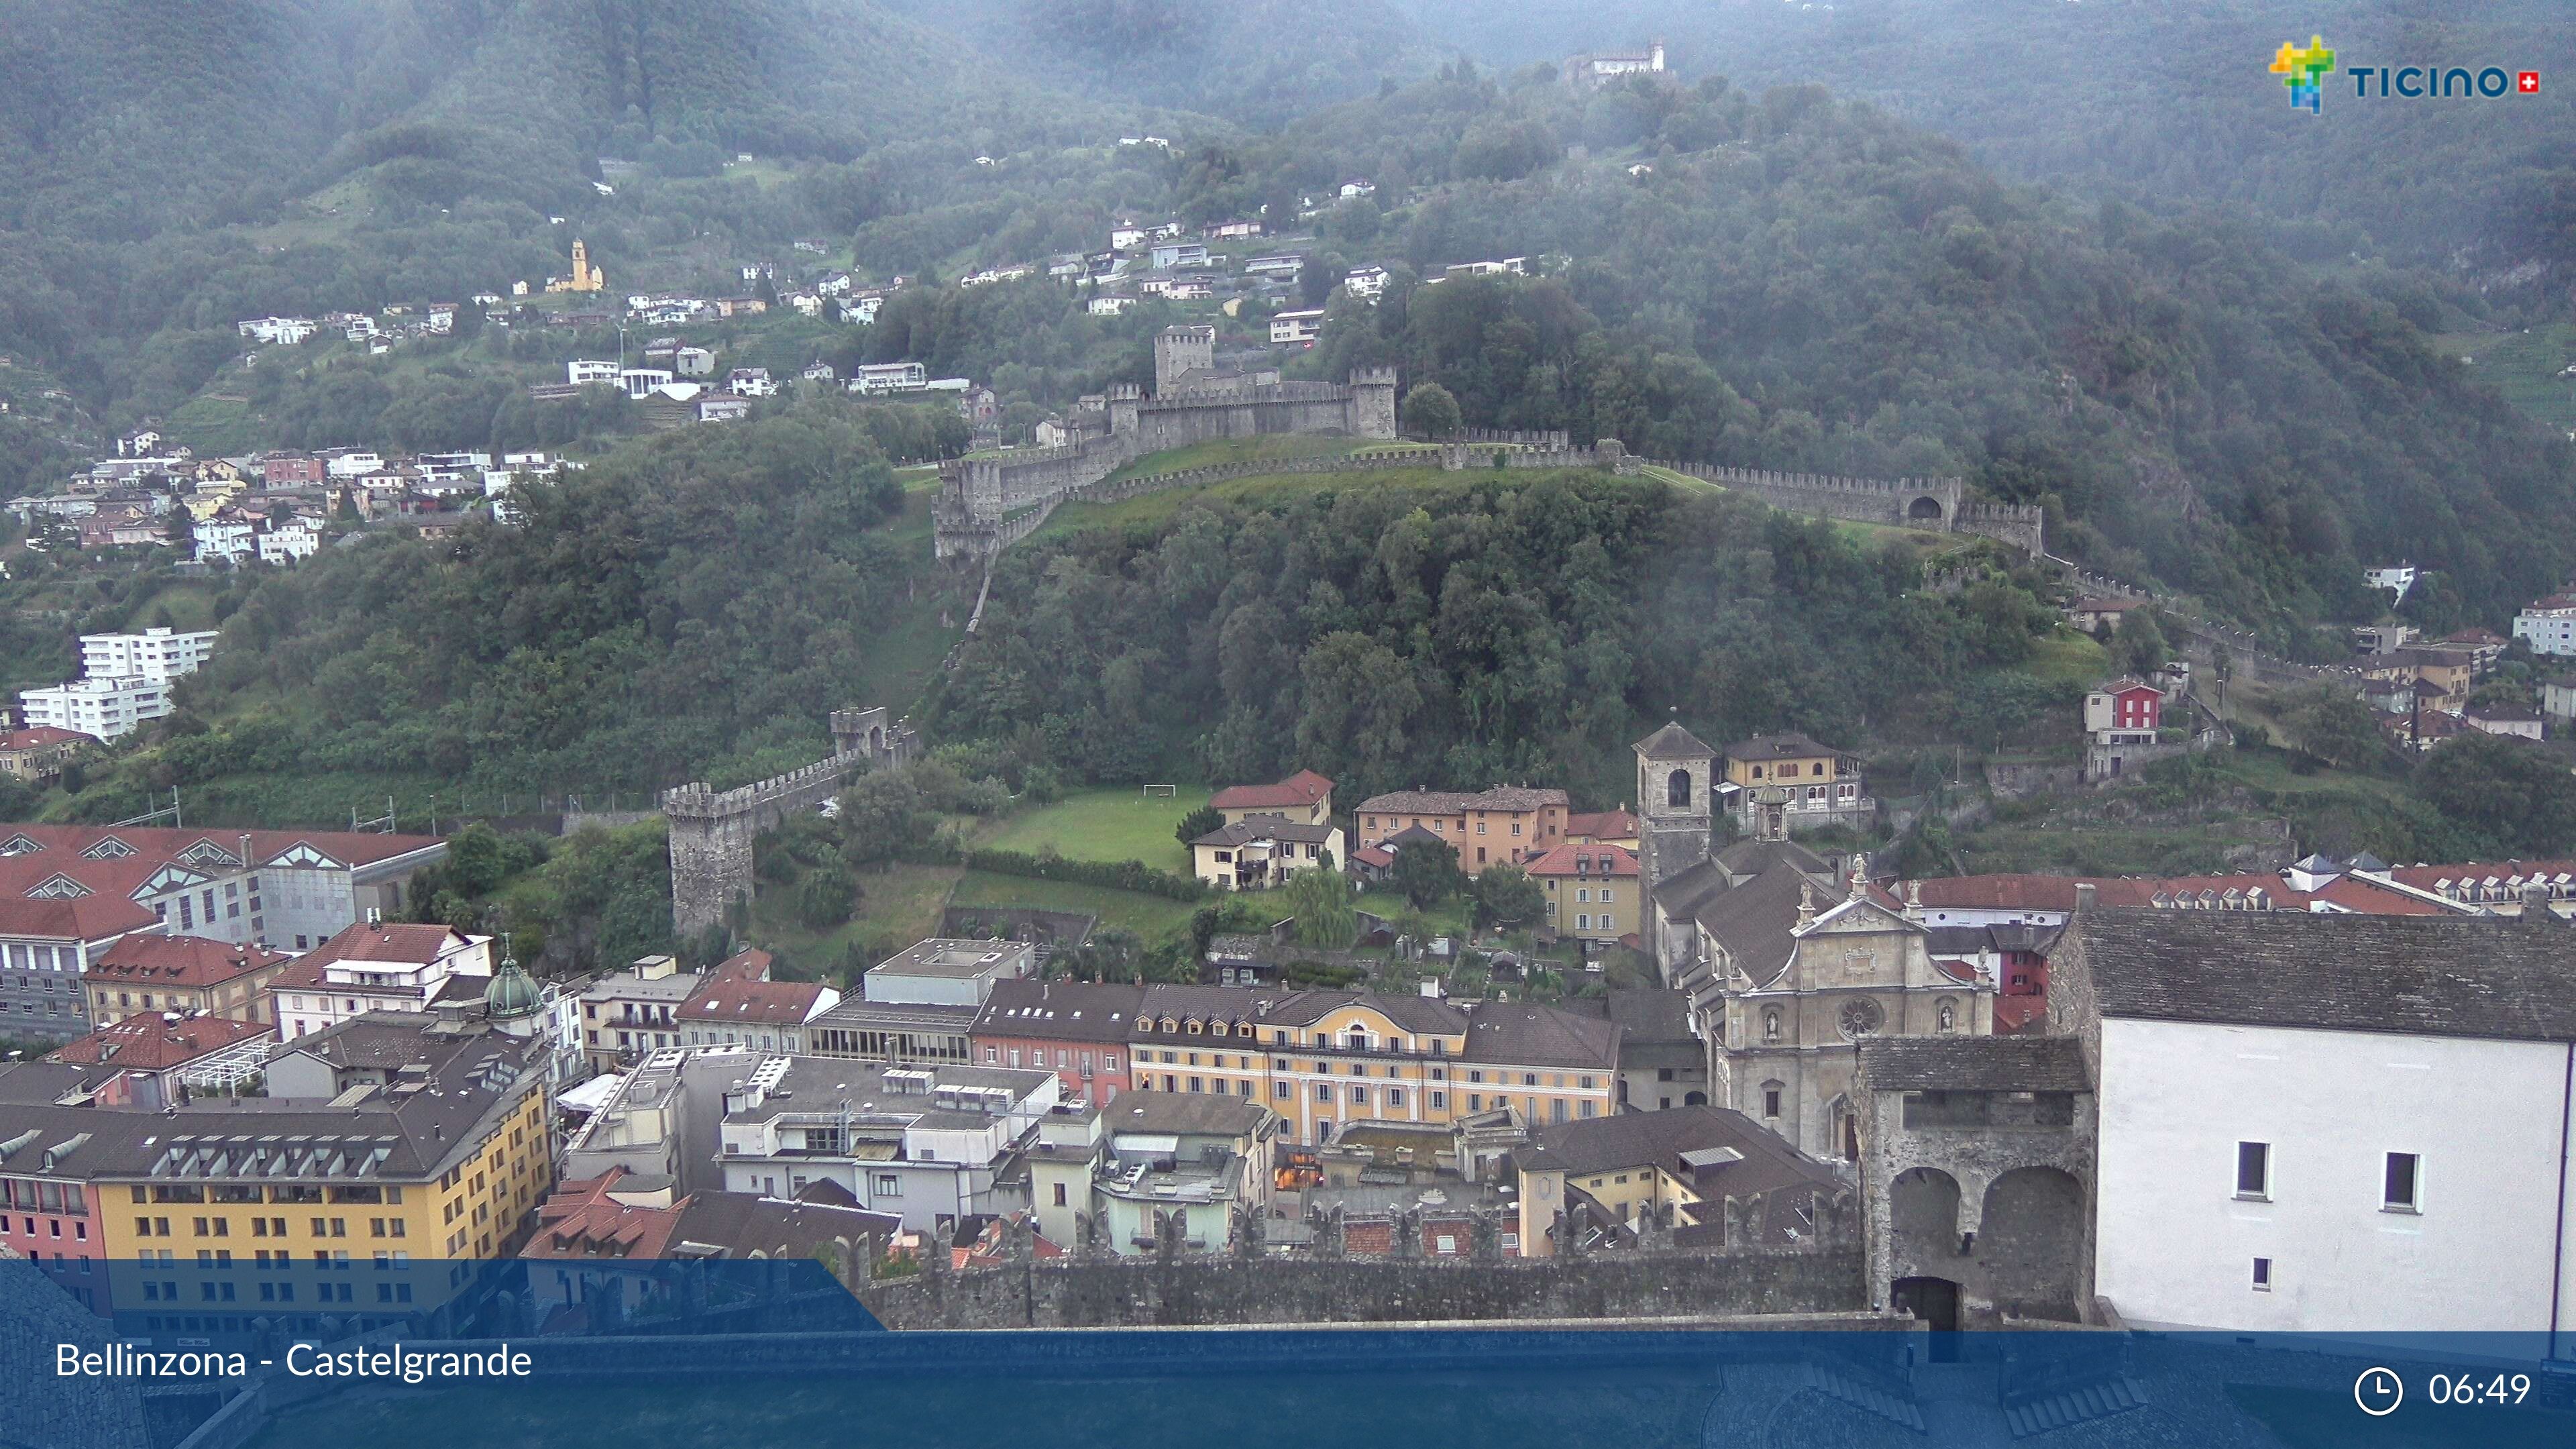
[2522, 879, 2553, 924]
[2074, 883, 2097, 914]
[366, 906, 382, 928]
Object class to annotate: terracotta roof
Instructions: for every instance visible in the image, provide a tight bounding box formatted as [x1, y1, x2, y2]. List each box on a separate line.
[678, 976, 829, 1025]
[1564, 808, 1640, 841]
[0, 727, 95, 750]
[87, 933, 291, 987]
[286, 920, 472, 971]
[1209, 769, 1334, 811]
[1523, 842, 1639, 877]
[50, 1014, 274, 1071]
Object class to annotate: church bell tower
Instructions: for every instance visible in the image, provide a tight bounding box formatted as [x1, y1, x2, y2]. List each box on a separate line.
[1632, 719, 1715, 891]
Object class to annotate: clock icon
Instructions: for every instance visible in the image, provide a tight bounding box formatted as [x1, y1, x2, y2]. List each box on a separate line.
[2355, 1366, 2404, 1417]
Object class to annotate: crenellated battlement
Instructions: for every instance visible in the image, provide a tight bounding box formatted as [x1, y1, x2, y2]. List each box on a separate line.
[663, 708, 919, 934]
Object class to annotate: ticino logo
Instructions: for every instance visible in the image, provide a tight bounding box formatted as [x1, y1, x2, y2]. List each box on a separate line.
[2271, 34, 2539, 114]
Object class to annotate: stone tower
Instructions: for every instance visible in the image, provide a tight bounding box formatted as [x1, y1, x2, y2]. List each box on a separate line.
[1633, 720, 1715, 891]
[1153, 324, 1216, 394]
[1348, 366, 1399, 439]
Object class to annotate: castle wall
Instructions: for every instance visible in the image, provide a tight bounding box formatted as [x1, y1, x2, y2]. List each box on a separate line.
[664, 709, 918, 935]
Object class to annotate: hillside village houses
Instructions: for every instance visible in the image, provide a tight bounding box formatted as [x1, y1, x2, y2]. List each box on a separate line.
[17, 627, 216, 742]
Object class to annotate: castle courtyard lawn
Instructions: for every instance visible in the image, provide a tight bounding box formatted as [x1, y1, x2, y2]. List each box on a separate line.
[978, 788, 1203, 872]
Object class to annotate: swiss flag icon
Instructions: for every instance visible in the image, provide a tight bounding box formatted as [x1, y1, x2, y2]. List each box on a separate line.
[2519, 71, 2541, 93]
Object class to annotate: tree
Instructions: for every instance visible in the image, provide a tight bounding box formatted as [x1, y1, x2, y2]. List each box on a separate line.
[1401, 382, 1461, 440]
[2110, 608, 2171, 677]
[1472, 863, 1545, 932]
[837, 771, 928, 865]
[2416, 733, 2576, 856]
[792, 870, 858, 931]
[2280, 682, 2385, 770]
[1281, 866, 1360, 948]
[1389, 836, 1464, 909]
[1175, 804, 1225, 847]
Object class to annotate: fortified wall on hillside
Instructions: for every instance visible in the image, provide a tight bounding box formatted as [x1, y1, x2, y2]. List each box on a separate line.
[665, 706, 919, 935]
[1648, 462, 2047, 555]
[932, 325, 1397, 559]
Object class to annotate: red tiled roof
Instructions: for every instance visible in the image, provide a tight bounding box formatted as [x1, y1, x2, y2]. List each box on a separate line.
[1523, 842, 1638, 877]
[0, 727, 96, 751]
[87, 933, 291, 987]
[522, 1170, 682, 1260]
[50, 1013, 273, 1071]
[1210, 769, 1334, 811]
[679, 976, 828, 1025]
[1565, 809, 1640, 841]
[268, 920, 474, 990]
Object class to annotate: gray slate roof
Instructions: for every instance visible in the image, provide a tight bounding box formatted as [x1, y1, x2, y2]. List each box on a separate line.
[1633, 720, 1715, 760]
[2076, 909, 2576, 1042]
[1857, 1036, 2091, 1093]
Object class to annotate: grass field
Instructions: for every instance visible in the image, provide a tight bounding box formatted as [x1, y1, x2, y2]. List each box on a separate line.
[751, 860, 965, 979]
[976, 787, 1203, 871]
[1097, 433, 1395, 483]
[2022, 630, 2114, 687]
[1035, 464, 1459, 538]
[947, 869, 1201, 939]
[2430, 322, 2576, 437]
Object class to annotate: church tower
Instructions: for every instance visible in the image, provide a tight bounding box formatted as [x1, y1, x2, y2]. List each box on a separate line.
[1632, 720, 1715, 891]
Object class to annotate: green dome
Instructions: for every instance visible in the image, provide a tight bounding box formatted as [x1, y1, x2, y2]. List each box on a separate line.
[484, 955, 543, 1020]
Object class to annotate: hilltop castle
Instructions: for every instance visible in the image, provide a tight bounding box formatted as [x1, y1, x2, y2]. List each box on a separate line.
[933, 325, 1396, 559]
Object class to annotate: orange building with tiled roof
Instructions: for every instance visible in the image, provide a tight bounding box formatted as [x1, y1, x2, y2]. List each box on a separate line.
[82, 933, 292, 1026]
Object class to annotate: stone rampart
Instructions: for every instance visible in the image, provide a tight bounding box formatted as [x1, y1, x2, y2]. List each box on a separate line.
[859, 1246, 1866, 1330]
[665, 708, 920, 935]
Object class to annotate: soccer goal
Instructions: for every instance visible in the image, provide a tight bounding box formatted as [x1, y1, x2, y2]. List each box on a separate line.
[1142, 784, 1177, 798]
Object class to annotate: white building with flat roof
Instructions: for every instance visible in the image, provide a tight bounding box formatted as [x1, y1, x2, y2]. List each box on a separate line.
[18, 676, 172, 741]
[79, 627, 216, 682]
[863, 938, 1037, 1008]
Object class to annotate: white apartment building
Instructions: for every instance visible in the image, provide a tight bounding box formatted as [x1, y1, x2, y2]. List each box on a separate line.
[716, 1057, 1058, 1230]
[2057, 907, 2576, 1342]
[1270, 309, 1326, 345]
[80, 627, 217, 682]
[258, 519, 321, 565]
[2513, 592, 2576, 657]
[18, 677, 173, 741]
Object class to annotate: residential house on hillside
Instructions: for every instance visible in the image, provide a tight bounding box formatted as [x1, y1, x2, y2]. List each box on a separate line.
[1210, 769, 1334, 826]
[2513, 591, 2576, 656]
[1354, 785, 1571, 874]
[1525, 841, 1638, 945]
[1189, 814, 1343, 890]
[1718, 733, 1874, 838]
[0, 726, 92, 784]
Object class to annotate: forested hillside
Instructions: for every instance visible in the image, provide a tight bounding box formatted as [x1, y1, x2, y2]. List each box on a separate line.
[1398, 0, 2576, 310]
[1134, 66, 2575, 635]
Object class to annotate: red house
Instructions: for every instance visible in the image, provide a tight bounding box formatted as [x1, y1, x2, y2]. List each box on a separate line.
[2084, 678, 2163, 735]
[969, 979, 1143, 1106]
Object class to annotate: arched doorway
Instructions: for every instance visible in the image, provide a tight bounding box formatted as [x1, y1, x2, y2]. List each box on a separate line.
[1978, 1167, 2087, 1320]
[1907, 494, 1945, 521]
[1683, 1089, 1708, 1107]
[1891, 1275, 1962, 1346]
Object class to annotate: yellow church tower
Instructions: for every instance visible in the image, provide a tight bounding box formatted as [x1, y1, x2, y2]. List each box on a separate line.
[549, 239, 606, 294]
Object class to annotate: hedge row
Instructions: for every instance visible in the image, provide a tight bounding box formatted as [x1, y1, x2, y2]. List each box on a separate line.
[963, 849, 1212, 902]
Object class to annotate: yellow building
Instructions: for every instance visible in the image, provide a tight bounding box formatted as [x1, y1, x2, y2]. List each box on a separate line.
[1525, 841, 1641, 944]
[1188, 814, 1344, 890]
[91, 1018, 553, 1328]
[82, 934, 294, 1027]
[1720, 732, 1873, 839]
[1122, 985, 1619, 1146]
[547, 239, 607, 294]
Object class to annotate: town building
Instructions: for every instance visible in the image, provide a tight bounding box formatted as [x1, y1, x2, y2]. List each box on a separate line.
[1075, 1093, 1283, 1255]
[521, 1166, 900, 1299]
[1352, 786, 1570, 874]
[2465, 702, 2546, 739]
[0, 823, 448, 1041]
[1189, 813, 1344, 890]
[863, 937, 1035, 1008]
[577, 953, 704, 1071]
[1122, 984, 1619, 1146]
[1563, 808, 1640, 850]
[808, 996, 977, 1069]
[2363, 563, 2416, 600]
[2513, 591, 2576, 656]
[1717, 733, 1874, 838]
[1524, 840, 1638, 943]
[1511, 1103, 1840, 1258]
[676, 949, 838, 1053]
[0, 726, 91, 784]
[1269, 309, 1326, 345]
[714, 1055, 1059, 1232]
[969, 978, 1141, 1106]
[1578, 986, 1705, 1110]
[17, 677, 173, 743]
[80, 934, 292, 1026]
[48, 1012, 276, 1095]
[561, 1044, 755, 1198]
[266, 918, 494, 1039]
[2051, 902, 2576, 1334]
[2083, 676, 2180, 783]
[1209, 769, 1334, 826]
